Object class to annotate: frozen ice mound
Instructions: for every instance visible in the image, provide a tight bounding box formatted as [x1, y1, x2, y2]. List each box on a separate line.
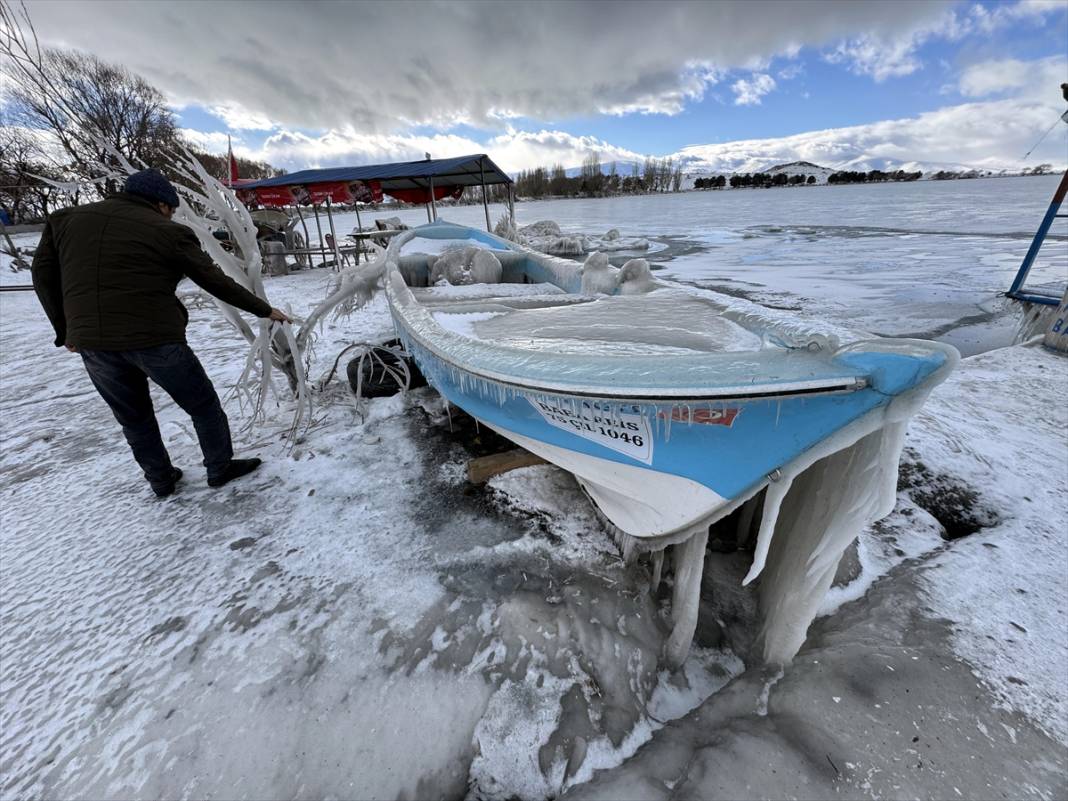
[518, 220, 652, 256]
[429, 246, 503, 286]
[519, 220, 563, 238]
[580, 252, 619, 295]
[618, 258, 656, 295]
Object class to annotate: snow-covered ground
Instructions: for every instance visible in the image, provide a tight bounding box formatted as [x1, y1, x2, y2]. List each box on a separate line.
[2, 177, 1066, 798]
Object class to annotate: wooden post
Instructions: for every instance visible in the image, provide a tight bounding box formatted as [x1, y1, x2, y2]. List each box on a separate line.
[466, 449, 547, 484]
[429, 175, 438, 221]
[507, 184, 515, 226]
[480, 157, 491, 232]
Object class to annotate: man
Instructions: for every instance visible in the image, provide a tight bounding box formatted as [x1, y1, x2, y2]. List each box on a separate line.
[31, 168, 291, 497]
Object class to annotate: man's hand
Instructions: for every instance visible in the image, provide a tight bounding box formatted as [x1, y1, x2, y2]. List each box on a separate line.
[65, 344, 78, 353]
[267, 307, 292, 323]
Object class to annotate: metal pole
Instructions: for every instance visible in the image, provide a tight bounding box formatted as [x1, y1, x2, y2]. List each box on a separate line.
[312, 203, 326, 268]
[353, 202, 362, 265]
[326, 196, 342, 272]
[480, 157, 491, 232]
[1008, 168, 1068, 297]
[429, 175, 438, 221]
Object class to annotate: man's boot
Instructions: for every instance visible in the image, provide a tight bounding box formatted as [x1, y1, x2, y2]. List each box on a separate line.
[208, 458, 262, 488]
[153, 467, 183, 498]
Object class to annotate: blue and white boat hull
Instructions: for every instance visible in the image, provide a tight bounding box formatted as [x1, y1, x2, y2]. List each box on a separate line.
[384, 221, 957, 545]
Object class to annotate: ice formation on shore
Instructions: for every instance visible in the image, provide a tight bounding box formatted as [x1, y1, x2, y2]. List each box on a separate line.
[513, 220, 652, 256]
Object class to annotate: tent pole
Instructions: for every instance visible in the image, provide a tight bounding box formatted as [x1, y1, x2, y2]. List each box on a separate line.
[353, 202, 362, 265]
[429, 175, 438, 221]
[326, 196, 342, 272]
[312, 203, 326, 268]
[508, 184, 515, 227]
[480, 157, 491, 232]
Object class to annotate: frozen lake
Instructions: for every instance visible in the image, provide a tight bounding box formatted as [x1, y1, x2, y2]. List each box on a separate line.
[330, 174, 1067, 356]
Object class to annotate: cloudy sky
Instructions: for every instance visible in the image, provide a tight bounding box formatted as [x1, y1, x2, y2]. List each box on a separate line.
[18, 0, 1068, 173]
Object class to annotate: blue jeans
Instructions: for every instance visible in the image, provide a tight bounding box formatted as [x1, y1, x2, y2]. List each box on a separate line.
[80, 343, 233, 490]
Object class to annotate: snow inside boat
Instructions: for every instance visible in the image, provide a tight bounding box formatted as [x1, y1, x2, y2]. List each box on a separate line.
[384, 220, 959, 665]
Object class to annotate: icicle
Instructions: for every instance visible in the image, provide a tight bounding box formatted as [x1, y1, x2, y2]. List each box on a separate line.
[650, 550, 664, 594]
[663, 527, 709, 669]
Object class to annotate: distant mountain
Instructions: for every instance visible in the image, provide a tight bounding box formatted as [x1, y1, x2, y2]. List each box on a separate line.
[764, 161, 836, 183]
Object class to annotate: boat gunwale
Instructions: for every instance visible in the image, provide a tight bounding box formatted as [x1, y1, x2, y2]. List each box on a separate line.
[386, 221, 870, 402]
[393, 300, 868, 402]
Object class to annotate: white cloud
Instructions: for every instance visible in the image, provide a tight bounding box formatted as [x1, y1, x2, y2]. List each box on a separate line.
[208, 104, 276, 131]
[778, 62, 805, 81]
[732, 74, 777, 105]
[826, 1, 1065, 83]
[178, 128, 233, 152]
[231, 127, 643, 176]
[201, 66, 1066, 177]
[958, 56, 1067, 98]
[826, 32, 927, 81]
[968, 0, 1066, 33]
[21, 0, 956, 131]
[597, 61, 720, 116]
[674, 91, 1067, 173]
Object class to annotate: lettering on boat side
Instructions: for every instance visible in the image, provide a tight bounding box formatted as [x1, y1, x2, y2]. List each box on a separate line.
[527, 397, 653, 464]
[658, 407, 741, 427]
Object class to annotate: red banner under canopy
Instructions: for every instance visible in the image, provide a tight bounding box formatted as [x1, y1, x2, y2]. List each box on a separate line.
[252, 186, 296, 207]
[385, 185, 464, 204]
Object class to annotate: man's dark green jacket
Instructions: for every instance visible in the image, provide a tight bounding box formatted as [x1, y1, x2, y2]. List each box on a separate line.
[31, 193, 272, 350]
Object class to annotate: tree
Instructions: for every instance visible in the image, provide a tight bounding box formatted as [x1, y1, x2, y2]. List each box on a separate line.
[642, 157, 657, 192]
[2, 12, 180, 198]
[189, 148, 284, 185]
[549, 163, 568, 196]
[581, 152, 602, 195]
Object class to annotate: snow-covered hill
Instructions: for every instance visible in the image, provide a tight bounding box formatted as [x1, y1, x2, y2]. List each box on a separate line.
[764, 160, 836, 183]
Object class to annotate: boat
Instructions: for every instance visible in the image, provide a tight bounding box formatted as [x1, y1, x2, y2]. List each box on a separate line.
[384, 220, 958, 665]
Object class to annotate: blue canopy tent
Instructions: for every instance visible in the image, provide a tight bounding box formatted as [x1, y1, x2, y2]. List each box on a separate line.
[236, 153, 513, 268]
[238, 152, 514, 230]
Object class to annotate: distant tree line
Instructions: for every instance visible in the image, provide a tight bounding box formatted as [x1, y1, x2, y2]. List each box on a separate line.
[693, 176, 727, 189]
[827, 169, 922, 184]
[728, 172, 817, 188]
[0, 39, 283, 224]
[514, 155, 683, 199]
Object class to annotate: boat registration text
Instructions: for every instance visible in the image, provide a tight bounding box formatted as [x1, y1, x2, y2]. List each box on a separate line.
[527, 397, 653, 464]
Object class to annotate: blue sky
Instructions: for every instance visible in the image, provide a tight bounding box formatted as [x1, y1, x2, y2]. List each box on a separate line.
[24, 0, 1068, 172]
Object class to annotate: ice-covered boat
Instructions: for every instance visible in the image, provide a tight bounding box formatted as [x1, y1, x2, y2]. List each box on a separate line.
[384, 220, 958, 664]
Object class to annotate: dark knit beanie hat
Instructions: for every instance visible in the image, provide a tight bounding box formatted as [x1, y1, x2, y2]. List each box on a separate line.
[124, 169, 180, 209]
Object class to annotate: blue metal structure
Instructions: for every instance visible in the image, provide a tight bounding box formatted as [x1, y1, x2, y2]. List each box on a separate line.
[1007, 169, 1068, 306]
[235, 154, 512, 191]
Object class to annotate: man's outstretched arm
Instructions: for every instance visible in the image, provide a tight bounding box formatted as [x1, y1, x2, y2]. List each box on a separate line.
[31, 219, 68, 347]
[169, 224, 289, 321]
